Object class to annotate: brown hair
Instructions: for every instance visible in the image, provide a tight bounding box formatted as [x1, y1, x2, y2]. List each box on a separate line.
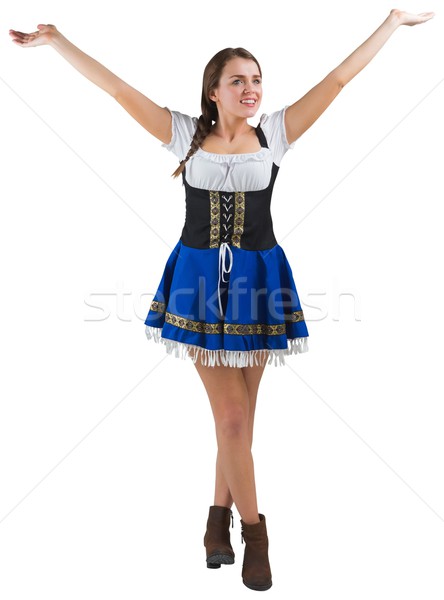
[171, 47, 262, 178]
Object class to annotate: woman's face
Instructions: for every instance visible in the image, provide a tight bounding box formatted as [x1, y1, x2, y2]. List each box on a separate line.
[210, 57, 262, 121]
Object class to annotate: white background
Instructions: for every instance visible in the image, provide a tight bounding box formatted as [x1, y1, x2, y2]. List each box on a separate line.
[0, 1, 443, 598]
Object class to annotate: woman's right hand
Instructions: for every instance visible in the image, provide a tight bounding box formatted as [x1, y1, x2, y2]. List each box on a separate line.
[9, 24, 58, 48]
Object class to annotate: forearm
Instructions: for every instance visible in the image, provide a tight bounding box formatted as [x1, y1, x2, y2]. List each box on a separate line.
[48, 31, 123, 98]
[333, 10, 401, 87]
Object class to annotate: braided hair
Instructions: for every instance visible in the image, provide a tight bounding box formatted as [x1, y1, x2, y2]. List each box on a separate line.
[171, 47, 262, 178]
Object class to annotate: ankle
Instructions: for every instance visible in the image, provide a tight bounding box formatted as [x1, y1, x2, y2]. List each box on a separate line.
[241, 514, 261, 525]
[213, 503, 233, 510]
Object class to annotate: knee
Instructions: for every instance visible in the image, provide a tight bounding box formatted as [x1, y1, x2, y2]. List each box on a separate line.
[216, 402, 249, 440]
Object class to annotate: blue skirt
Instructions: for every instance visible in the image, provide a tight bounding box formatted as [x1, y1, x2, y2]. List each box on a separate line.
[144, 240, 309, 367]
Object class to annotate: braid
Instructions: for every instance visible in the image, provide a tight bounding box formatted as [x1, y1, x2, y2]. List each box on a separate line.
[171, 113, 213, 178]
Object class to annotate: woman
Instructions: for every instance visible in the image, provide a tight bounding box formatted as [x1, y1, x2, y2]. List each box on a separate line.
[9, 9, 434, 591]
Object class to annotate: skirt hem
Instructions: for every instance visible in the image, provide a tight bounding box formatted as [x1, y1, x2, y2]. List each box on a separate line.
[145, 325, 309, 368]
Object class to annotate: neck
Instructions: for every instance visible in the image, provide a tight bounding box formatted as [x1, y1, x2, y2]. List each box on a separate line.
[212, 111, 252, 143]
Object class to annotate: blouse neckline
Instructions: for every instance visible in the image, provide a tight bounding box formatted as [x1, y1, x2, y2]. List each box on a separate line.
[198, 147, 264, 157]
[194, 146, 270, 164]
[197, 121, 268, 157]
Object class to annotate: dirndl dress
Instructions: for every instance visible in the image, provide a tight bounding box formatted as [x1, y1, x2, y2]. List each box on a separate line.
[144, 106, 309, 368]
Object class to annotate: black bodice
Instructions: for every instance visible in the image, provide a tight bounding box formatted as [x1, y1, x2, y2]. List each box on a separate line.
[180, 125, 280, 251]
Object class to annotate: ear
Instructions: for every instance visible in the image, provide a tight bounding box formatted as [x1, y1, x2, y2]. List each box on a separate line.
[209, 89, 218, 102]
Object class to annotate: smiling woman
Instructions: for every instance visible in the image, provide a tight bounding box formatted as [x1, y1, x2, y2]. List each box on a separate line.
[8, 9, 435, 592]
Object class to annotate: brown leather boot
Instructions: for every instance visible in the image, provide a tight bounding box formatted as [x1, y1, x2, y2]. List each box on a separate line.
[240, 514, 273, 590]
[203, 505, 235, 569]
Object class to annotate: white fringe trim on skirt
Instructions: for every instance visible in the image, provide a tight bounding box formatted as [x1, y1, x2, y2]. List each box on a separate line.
[145, 325, 308, 368]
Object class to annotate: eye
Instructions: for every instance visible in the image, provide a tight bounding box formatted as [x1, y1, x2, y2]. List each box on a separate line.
[232, 78, 261, 85]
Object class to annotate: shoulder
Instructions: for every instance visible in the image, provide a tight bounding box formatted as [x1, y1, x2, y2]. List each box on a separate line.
[259, 106, 294, 147]
[161, 108, 198, 158]
[258, 106, 295, 166]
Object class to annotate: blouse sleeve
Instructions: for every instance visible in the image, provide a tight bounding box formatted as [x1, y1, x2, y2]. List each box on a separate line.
[259, 106, 296, 167]
[161, 108, 198, 160]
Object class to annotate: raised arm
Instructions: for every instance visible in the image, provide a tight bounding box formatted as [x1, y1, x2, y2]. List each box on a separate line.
[284, 9, 435, 145]
[8, 24, 172, 144]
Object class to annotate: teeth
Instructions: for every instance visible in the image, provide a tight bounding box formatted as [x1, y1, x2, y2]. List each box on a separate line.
[241, 100, 255, 104]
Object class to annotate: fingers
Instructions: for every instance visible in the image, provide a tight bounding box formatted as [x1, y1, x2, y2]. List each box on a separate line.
[9, 30, 38, 38]
[9, 30, 30, 37]
[9, 23, 56, 46]
[9, 26, 46, 38]
[9, 34, 29, 45]
[8, 31, 26, 45]
[415, 12, 435, 20]
[8, 29, 39, 46]
[415, 12, 435, 24]
[399, 10, 435, 26]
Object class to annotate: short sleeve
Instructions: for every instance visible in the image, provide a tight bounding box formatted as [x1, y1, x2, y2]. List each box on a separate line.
[162, 108, 198, 160]
[259, 106, 295, 167]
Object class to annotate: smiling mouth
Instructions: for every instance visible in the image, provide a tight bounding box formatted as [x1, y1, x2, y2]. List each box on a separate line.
[240, 99, 256, 105]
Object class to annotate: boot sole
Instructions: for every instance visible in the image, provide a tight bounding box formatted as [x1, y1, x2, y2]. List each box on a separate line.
[206, 553, 235, 568]
[243, 579, 273, 591]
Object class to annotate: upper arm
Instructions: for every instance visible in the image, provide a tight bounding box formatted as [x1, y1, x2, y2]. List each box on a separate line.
[114, 81, 172, 144]
[284, 71, 343, 144]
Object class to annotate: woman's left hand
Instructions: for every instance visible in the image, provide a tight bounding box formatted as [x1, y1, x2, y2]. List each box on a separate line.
[390, 8, 435, 26]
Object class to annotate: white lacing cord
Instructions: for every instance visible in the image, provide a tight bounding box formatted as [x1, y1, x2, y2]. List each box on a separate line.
[218, 242, 233, 318]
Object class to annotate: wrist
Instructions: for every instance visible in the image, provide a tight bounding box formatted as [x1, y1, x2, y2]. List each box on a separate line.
[387, 8, 403, 27]
[48, 29, 66, 49]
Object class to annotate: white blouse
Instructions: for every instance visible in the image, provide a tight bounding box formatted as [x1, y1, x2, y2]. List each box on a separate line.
[162, 106, 295, 192]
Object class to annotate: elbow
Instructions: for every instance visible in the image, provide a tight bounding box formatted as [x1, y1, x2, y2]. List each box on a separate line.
[113, 84, 122, 102]
[113, 79, 127, 101]
[330, 69, 346, 90]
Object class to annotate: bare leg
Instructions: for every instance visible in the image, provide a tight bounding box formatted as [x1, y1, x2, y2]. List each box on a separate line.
[193, 359, 265, 525]
[214, 360, 268, 509]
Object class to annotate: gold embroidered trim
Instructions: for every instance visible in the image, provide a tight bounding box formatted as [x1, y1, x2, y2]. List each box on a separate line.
[209, 191, 220, 248]
[231, 192, 245, 247]
[152, 304, 305, 327]
[150, 300, 166, 313]
[166, 312, 222, 334]
[224, 323, 285, 335]
[163, 310, 304, 336]
[287, 310, 305, 322]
